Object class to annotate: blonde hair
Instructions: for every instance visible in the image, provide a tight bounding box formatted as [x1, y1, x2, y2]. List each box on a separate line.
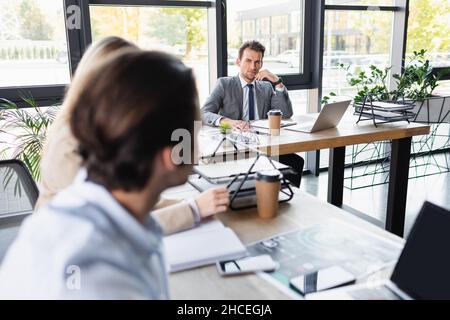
[61, 37, 139, 120]
[36, 37, 139, 209]
[68, 50, 198, 190]
[75, 36, 138, 78]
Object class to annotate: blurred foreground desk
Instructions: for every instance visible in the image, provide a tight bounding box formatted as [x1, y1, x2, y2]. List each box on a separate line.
[199, 118, 430, 237]
[168, 189, 403, 299]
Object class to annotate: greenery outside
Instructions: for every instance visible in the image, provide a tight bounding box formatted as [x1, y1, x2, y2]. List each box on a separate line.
[0, 93, 59, 182]
[90, 6, 207, 59]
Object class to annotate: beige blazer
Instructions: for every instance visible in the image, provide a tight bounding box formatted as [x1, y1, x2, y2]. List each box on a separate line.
[38, 109, 196, 235]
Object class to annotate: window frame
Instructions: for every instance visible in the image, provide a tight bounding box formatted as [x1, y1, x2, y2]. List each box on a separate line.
[324, 1, 450, 81]
[3, 0, 447, 108]
[0, 1, 86, 107]
[0, 0, 214, 107]
[221, 0, 321, 90]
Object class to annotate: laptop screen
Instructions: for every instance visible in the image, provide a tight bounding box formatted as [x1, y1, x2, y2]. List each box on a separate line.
[391, 201, 450, 299]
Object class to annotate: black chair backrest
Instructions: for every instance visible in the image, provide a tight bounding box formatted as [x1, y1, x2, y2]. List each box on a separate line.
[0, 159, 38, 210]
[0, 159, 39, 262]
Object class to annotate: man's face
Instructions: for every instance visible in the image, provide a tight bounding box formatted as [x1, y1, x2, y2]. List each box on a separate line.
[236, 48, 263, 83]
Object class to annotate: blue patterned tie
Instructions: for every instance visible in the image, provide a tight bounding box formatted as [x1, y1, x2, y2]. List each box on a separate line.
[247, 83, 255, 121]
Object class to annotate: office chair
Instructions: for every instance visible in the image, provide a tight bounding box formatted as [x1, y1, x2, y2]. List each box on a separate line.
[0, 160, 39, 262]
[276, 153, 304, 188]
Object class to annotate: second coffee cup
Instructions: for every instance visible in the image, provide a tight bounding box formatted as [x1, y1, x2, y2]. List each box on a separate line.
[255, 169, 282, 219]
[267, 109, 283, 136]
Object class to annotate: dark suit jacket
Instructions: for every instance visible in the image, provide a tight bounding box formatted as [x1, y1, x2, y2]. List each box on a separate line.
[201, 75, 293, 126]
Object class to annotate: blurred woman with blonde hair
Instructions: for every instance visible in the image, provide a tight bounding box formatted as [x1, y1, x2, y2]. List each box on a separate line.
[38, 36, 229, 235]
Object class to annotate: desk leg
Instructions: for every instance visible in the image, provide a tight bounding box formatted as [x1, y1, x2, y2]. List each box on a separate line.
[386, 137, 412, 237]
[327, 146, 345, 207]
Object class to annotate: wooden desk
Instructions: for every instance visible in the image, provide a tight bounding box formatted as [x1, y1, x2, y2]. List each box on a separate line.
[168, 189, 403, 300]
[199, 118, 430, 237]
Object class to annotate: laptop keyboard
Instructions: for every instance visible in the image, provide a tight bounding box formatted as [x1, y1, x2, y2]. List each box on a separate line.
[348, 285, 402, 300]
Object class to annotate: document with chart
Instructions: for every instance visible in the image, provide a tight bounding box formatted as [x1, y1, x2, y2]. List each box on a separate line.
[245, 220, 404, 299]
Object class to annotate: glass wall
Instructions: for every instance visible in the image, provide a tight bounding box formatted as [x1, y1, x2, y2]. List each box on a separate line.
[89, 5, 210, 105]
[326, 0, 393, 4]
[0, 0, 70, 87]
[406, 0, 450, 69]
[226, 0, 305, 76]
[322, 9, 393, 99]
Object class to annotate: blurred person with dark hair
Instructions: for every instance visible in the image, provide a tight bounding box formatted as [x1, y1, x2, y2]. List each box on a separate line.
[0, 50, 200, 299]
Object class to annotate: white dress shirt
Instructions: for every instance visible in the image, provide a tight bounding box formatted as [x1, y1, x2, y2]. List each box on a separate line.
[0, 170, 169, 299]
[239, 75, 259, 122]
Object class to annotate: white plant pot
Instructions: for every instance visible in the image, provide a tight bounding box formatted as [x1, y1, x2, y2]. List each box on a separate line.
[412, 95, 450, 123]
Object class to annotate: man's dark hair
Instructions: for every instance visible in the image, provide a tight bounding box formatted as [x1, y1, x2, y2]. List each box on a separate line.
[69, 50, 198, 191]
[238, 40, 266, 59]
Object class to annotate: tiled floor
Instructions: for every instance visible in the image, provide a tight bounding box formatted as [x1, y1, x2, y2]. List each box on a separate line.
[301, 153, 450, 237]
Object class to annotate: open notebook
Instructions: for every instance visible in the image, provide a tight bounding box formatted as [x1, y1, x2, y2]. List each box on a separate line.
[163, 219, 247, 273]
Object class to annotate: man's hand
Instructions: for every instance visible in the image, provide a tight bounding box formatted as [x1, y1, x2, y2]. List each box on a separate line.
[195, 187, 230, 218]
[219, 118, 251, 131]
[255, 70, 284, 88]
[255, 69, 278, 82]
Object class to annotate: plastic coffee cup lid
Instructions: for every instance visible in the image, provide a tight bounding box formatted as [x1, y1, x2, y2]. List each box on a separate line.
[267, 109, 283, 116]
[256, 169, 282, 182]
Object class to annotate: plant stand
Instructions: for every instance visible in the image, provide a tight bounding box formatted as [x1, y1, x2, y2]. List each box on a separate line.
[354, 94, 416, 127]
[345, 95, 450, 189]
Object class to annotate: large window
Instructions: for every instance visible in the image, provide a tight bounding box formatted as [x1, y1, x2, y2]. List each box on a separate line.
[0, 0, 70, 101]
[406, 0, 450, 71]
[326, 0, 393, 4]
[226, 0, 310, 82]
[0, 0, 319, 105]
[322, 9, 393, 98]
[89, 4, 210, 104]
[319, 2, 399, 170]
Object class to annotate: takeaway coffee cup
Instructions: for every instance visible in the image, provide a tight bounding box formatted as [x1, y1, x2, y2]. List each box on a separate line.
[267, 109, 283, 136]
[255, 169, 282, 219]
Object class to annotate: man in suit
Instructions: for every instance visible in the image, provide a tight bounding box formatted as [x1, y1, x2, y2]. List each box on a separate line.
[202, 40, 293, 129]
[202, 40, 303, 188]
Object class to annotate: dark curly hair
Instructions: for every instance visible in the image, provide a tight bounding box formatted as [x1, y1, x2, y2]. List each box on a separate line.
[68, 50, 198, 191]
[238, 40, 266, 59]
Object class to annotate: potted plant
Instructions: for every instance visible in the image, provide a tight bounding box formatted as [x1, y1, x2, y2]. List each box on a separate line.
[0, 92, 60, 183]
[322, 50, 450, 189]
[219, 121, 232, 135]
[322, 50, 450, 110]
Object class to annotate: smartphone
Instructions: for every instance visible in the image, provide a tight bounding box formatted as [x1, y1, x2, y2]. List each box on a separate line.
[289, 265, 356, 295]
[217, 254, 279, 276]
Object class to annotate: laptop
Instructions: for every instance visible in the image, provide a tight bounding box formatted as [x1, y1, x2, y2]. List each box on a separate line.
[286, 100, 351, 133]
[307, 201, 450, 300]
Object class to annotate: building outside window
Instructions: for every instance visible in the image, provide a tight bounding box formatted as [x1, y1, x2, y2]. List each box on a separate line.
[242, 20, 256, 38]
[256, 17, 271, 36]
[227, 0, 305, 76]
[322, 9, 393, 98]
